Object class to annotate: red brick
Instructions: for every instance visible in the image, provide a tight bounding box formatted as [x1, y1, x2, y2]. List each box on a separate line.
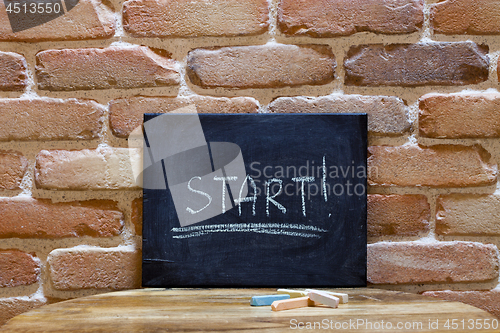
[368, 144, 497, 187]
[131, 198, 142, 236]
[268, 95, 410, 136]
[422, 290, 500, 319]
[437, 194, 500, 236]
[0, 198, 123, 238]
[0, 98, 104, 141]
[36, 46, 179, 91]
[187, 44, 335, 89]
[279, 0, 423, 37]
[368, 242, 499, 284]
[48, 248, 141, 290]
[123, 0, 268, 37]
[109, 96, 259, 138]
[496, 61, 500, 83]
[345, 42, 489, 86]
[0, 0, 114, 42]
[0, 250, 40, 288]
[0, 151, 28, 190]
[367, 194, 430, 238]
[0, 298, 46, 327]
[35, 147, 141, 190]
[0, 52, 27, 91]
[419, 93, 500, 139]
[430, 0, 500, 35]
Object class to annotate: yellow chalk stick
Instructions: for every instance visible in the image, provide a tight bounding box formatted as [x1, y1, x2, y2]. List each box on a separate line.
[307, 291, 339, 308]
[271, 296, 316, 311]
[306, 289, 348, 304]
[277, 289, 308, 298]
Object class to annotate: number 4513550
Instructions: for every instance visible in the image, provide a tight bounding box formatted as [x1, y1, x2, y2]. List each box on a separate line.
[444, 318, 499, 330]
[6, 2, 62, 14]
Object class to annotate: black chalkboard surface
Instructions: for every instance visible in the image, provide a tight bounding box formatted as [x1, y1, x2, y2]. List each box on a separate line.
[142, 113, 367, 287]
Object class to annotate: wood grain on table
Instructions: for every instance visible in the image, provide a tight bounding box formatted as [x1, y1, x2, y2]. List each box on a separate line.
[1, 288, 499, 333]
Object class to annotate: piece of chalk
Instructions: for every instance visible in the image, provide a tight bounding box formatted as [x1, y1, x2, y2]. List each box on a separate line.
[306, 289, 348, 304]
[250, 294, 290, 306]
[307, 291, 339, 309]
[277, 289, 308, 298]
[271, 296, 316, 311]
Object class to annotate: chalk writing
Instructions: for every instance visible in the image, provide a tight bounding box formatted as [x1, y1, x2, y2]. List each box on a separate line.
[171, 223, 328, 239]
[186, 176, 212, 215]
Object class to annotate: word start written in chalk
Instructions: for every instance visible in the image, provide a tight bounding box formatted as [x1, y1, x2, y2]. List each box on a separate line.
[185, 155, 366, 218]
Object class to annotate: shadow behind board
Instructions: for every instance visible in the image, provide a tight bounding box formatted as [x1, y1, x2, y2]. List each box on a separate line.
[142, 113, 367, 287]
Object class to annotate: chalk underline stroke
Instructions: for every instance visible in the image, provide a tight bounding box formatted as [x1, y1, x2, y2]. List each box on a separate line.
[171, 223, 329, 239]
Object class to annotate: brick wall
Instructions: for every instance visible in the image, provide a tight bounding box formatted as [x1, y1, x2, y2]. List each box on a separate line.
[1, 0, 500, 325]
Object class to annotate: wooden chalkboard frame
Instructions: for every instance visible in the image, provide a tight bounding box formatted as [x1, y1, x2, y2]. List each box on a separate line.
[142, 113, 367, 287]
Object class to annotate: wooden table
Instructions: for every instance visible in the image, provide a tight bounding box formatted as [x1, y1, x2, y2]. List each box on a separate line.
[1, 288, 499, 332]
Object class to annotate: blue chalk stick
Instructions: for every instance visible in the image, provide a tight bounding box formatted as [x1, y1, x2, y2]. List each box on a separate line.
[250, 294, 290, 306]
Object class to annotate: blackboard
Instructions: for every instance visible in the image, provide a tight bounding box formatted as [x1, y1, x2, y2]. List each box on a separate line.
[142, 113, 367, 287]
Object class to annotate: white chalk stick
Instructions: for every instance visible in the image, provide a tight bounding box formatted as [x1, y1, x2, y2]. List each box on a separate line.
[307, 291, 339, 308]
[277, 289, 308, 298]
[306, 289, 348, 304]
